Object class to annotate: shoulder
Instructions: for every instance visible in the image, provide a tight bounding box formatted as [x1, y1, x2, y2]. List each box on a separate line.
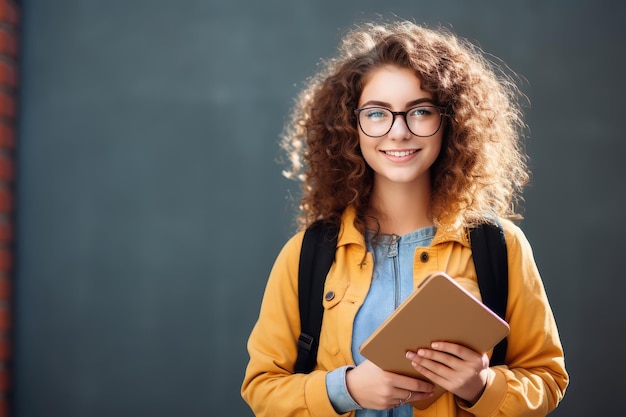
[275, 230, 307, 265]
[498, 218, 533, 254]
[497, 219, 544, 288]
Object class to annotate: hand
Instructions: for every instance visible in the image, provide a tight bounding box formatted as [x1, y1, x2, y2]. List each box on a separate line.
[346, 360, 435, 410]
[405, 342, 492, 405]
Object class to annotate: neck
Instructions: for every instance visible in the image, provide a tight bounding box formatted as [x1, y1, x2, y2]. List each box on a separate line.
[368, 177, 433, 236]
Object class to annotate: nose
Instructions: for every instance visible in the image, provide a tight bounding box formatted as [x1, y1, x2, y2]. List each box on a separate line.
[388, 113, 411, 140]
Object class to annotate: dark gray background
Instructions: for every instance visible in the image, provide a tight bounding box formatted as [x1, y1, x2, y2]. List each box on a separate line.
[14, 1, 625, 416]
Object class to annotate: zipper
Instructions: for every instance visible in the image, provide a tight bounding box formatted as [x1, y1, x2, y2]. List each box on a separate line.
[387, 234, 400, 308]
[387, 236, 403, 417]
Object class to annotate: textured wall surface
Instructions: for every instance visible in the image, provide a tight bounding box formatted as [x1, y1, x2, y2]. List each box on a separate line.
[14, 1, 626, 416]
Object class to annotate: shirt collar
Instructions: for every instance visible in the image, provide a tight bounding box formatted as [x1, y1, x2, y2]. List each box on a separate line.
[337, 206, 470, 249]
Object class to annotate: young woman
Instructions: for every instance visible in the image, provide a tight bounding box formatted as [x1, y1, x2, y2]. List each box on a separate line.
[241, 20, 568, 416]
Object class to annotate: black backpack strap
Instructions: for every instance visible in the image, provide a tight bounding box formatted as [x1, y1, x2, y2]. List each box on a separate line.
[294, 221, 338, 374]
[470, 222, 509, 366]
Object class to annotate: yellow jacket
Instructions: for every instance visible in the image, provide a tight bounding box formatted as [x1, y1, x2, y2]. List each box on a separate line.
[242, 208, 568, 416]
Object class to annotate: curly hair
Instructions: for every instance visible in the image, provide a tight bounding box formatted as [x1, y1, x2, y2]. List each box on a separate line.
[280, 20, 530, 233]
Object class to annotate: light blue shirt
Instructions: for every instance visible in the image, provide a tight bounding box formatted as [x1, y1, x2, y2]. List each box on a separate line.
[326, 226, 436, 416]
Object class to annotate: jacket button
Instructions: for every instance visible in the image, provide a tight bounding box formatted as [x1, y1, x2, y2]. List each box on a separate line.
[325, 291, 335, 301]
[419, 252, 429, 263]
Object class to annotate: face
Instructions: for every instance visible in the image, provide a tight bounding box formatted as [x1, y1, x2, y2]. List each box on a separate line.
[357, 65, 443, 189]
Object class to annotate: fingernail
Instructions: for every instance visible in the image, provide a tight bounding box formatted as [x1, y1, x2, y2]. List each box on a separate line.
[406, 351, 415, 360]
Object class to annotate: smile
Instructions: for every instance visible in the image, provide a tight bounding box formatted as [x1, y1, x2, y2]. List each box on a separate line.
[382, 150, 418, 157]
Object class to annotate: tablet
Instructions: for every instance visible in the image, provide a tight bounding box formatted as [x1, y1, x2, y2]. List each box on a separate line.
[358, 271, 510, 409]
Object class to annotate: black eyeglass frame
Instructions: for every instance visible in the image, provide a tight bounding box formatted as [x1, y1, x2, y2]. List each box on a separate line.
[354, 105, 447, 138]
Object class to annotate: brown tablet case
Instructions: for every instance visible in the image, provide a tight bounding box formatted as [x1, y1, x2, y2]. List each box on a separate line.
[358, 271, 510, 409]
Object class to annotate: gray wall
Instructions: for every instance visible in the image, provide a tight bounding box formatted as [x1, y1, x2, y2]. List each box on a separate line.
[14, 1, 625, 416]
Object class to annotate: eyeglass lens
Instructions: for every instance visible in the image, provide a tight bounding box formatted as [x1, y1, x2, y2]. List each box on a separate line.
[357, 106, 443, 138]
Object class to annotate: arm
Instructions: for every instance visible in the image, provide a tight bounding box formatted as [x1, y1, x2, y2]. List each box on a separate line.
[406, 221, 568, 415]
[465, 221, 569, 416]
[241, 233, 340, 417]
[241, 233, 437, 416]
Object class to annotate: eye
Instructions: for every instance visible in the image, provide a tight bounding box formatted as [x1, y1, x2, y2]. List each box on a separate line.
[363, 108, 389, 121]
[408, 106, 436, 118]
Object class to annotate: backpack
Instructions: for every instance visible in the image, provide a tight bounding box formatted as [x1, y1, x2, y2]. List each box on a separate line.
[294, 221, 509, 374]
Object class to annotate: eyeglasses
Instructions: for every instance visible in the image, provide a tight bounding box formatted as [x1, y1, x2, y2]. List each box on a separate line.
[354, 105, 445, 138]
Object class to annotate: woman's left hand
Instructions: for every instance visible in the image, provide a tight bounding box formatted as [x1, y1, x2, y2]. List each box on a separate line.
[405, 342, 492, 405]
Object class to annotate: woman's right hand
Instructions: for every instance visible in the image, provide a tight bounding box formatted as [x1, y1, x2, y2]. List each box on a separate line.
[345, 360, 435, 410]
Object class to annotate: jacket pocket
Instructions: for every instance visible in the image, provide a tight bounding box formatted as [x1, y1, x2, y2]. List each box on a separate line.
[318, 281, 349, 358]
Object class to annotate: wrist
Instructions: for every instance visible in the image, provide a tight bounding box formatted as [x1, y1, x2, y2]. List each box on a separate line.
[460, 368, 493, 407]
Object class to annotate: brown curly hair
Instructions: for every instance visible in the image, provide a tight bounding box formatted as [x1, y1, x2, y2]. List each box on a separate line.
[280, 20, 530, 233]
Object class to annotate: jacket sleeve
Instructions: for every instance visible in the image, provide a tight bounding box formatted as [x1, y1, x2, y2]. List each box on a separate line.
[241, 232, 344, 417]
[462, 220, 569, 416]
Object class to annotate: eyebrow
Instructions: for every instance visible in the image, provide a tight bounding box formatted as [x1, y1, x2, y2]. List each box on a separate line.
[360, 98, 435, 108]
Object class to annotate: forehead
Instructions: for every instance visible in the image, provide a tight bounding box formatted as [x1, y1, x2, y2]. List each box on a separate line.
[359, 65, 432, 106]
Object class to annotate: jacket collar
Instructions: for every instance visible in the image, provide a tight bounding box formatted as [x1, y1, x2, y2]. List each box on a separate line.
[337, 206, 470, 249]
[337, 206, 367, 248]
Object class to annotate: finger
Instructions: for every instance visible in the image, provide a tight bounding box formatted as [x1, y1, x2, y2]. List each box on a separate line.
[399, 389, 437, 404]
[402, 389, 435, 403]
[389, 389, 411, 409]
[410, 355, 447, 381]
[407, 350, 459, 385]
[430, 342, 478, 361]
[392, 390, 412, 408]
[417, 348, 460, 370]
[414, 346, 487, 380]
[391, 387, 411, 403]
[398, 391, 413, 406]
[392, 371, 435, 393]
[403, 390, 412, 402]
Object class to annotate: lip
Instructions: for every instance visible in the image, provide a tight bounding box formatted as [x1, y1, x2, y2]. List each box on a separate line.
[380, 149, 420, 161]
